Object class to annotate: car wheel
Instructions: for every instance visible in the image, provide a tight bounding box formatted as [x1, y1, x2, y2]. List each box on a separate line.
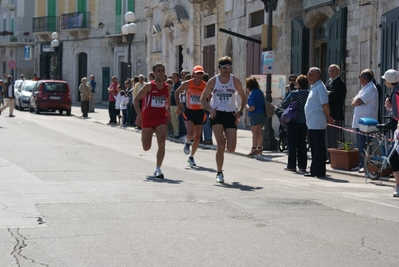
[35, 104, 40, 114]
[66, 108, 71, 116]
[59, 109, 63, 115]
[29, 103, 33, 113]
[19, 99, 24, 111]
[14, 99, 18, 110]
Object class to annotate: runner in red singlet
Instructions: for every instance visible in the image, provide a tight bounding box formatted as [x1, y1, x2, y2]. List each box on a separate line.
[134, 64, 172, 179]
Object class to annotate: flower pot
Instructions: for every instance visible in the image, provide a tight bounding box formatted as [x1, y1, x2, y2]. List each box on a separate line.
[328, 148, 359, 170]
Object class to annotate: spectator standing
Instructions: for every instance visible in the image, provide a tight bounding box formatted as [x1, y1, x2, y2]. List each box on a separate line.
[382, 69, 399, 132]
[304, 67, 334, 178]
[89, 75, 96, 112]
[78, 77, 91, 118]
[200, 56, 247, 183]
[201, 72, 213, 145]
[0, 75, 15, 117]
[120, 90, 128, 127]
[325, 64, 347, 162]
[133, 64, 172, 179]
[245, 77, 266, 156]
[133, 74, 146, 129]
[115, 85, 123, 125]
[107, 76, 119, 125]
[125, 80, 134, 126]
[33, 74, 39, 81]
[280, 75, 309, 172]
[170, 72, 181, 138]
[351, 69, 379, 173]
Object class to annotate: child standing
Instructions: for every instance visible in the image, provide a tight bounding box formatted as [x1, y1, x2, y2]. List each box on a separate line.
[114, 85, 123, 125]
[120, 90, 129, 127]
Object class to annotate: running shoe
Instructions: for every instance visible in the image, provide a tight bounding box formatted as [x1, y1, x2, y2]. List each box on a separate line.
[215, 172, 224, 183]
[394, 185, 399, 197]
[183, 142, 191, 155]
[153, 169, 164, 179]
[187, 156, 196, 166]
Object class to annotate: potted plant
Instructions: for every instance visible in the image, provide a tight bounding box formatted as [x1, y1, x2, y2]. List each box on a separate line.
[328, 141, 359, 170]
[1, 31, 7, 36]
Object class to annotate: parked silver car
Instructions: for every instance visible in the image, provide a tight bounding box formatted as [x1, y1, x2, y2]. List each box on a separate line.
[15, 80, 37, 111]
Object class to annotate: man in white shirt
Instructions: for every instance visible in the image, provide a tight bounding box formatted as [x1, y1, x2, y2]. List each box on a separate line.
[351, 69, 379, 173]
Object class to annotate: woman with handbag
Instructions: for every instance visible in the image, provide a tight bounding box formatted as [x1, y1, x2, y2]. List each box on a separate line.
[245, 77, 266, 156]
[279, 75, 309, 172]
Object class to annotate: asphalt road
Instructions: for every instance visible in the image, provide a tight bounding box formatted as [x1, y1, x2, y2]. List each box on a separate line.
[0, 107, 398, 267]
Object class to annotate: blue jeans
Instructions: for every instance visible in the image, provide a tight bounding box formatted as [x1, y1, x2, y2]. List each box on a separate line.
[356, 128, 369, 168]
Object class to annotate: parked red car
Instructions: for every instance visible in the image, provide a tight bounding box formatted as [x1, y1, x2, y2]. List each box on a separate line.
[29, 80, 72, 115]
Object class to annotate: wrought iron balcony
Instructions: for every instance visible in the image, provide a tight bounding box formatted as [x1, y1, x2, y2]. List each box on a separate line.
[2, 0, 16, 10]
[32, 16, 59, 33]
[61, 12, 91, 30]
[0, 31, 35, 46]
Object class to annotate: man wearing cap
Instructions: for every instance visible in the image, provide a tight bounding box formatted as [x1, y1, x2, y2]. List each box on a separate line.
[200, 56, 247, 183]
[174, 65, 207, 166]
[351, 69, 379, 173]
[382, 69, 399, 197]
[0, 75, 15, 117]
[383, 69, 399, 131]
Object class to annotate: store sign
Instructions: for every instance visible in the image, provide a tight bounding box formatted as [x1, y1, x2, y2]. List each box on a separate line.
[303, 0, 335, 10]
[24, 45, 32, 60]
[42, 45, 54, 52]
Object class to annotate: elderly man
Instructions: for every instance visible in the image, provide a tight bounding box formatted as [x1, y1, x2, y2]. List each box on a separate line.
[326, 64, 347, 162]
[304, 67, 334, 178]
[351, 69, 379, 173]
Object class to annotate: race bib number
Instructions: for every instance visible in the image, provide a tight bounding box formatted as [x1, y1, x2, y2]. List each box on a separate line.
[216, 93, 232, 104]
[190, 95, 201, 105]
[151, 96, 166, 107]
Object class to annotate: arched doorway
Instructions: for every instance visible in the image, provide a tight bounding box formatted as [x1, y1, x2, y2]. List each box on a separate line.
[77, 52, 88, 101]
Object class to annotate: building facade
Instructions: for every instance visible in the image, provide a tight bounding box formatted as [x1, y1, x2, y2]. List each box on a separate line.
[3, 0, 399, 134]
[31, 0, 147, 103]
[0, 0, 36, 79]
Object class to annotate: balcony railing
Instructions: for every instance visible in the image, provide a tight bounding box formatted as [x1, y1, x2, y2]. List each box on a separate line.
[32, 16, 59, 33]
[0, 31, 35, 45]
[61, 12, 90, 30]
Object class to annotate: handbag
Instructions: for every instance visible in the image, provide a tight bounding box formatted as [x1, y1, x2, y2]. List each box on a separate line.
[280, 100, 298, 125]
[264, 100, 275, 118]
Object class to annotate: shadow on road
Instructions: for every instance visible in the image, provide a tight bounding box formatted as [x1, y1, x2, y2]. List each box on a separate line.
[214, 182, 263, 191]
[316, 175, 349, 183]
[144, 176, 184, 184]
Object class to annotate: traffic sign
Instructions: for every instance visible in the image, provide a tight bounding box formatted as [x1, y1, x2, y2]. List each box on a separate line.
[7, 60, 16, 69]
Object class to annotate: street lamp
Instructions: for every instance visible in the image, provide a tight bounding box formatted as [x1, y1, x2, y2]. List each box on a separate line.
[51, 32, 59, 80]
[261, 0, 278, 150]
[121, 11, 137, 77]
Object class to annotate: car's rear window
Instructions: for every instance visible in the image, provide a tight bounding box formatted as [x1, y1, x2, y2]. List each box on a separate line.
[23, 83, 36, 92]
[43, 83, 68, 93]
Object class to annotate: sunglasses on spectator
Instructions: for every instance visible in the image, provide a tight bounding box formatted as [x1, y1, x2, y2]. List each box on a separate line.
[219, 65, 233, 69]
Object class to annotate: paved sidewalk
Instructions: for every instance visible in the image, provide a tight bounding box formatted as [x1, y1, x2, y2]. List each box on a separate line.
[71, 103, 394, 182]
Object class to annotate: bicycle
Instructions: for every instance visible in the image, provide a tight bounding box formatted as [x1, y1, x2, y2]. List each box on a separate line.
[361, 117, 395, 180]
